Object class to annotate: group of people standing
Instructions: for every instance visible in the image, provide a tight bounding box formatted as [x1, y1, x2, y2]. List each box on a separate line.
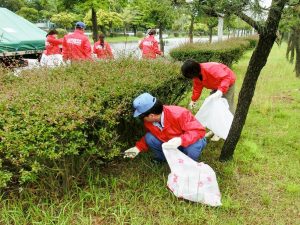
[41, 22, 163, 66]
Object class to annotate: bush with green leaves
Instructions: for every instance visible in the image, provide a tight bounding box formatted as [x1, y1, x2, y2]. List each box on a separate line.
[169, 36, 258, 66]
[136, 31, 144, 38]
[55, 28, 68, 38]
[0, 59, 188, 190]
[173, 32, 180, 37]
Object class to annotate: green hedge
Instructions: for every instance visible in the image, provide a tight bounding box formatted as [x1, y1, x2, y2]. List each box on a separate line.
[169, 36, 258, 66]
[0, 59, 188, 189]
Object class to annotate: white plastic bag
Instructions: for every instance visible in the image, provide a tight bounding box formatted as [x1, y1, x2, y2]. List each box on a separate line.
[163, 146, 222, 206]
[195, 97, 233, 140]
[40, 53, 63, 67]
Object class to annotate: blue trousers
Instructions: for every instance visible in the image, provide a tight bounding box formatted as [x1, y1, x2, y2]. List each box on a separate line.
[145, 132, 207, 162]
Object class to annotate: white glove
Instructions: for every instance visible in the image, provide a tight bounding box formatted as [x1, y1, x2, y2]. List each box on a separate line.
[162, 137, 182, 150]
[189, 100, 196, 109]
[207, 90, 223, 100]
[124, 146, 140, 158]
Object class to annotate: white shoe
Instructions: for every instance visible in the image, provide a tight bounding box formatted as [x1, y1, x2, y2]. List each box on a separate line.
[205, 131, 214, 138]
[210, 135, 221, 142]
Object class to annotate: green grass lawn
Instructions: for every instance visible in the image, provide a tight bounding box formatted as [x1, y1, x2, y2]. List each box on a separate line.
[0, 43, 299, 225]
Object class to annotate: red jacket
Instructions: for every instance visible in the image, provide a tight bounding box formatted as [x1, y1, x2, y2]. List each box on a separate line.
[136, 105, 205, 151]
[139, 35, 162, 59]
[62, 29, 92, 60]
[45, 35, 63, 55]
[192, 62, 236, 101]
[93, 41, 113, 59]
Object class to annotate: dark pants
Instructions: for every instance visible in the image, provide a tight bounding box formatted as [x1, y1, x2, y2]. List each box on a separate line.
[144, 132, 207, 162]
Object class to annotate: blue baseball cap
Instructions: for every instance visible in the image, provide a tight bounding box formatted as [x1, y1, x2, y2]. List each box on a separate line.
[75, 21, 86, 29]
[133, 93, 157, 117]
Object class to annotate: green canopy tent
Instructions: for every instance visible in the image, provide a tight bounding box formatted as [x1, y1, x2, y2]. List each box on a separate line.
[0, 7, 47, 57]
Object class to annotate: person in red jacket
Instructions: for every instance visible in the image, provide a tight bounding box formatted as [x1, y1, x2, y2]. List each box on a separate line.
[40, 29, 63, 66]
[93, 33, 113, 59]
[62, 22, 92, 61]
[139, 29, 163, 59]
[123, 93, 207, 162]
[45, 30, 62, 55]
[181, 59, 236, 141]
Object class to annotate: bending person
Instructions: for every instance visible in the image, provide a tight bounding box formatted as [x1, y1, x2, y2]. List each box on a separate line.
[124, 93, 207, 162]
[181, 59, 236, 141]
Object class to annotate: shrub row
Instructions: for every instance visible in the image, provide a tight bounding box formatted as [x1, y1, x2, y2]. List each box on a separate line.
[0, 59, 188, 189]
[169, 36, 258, 66]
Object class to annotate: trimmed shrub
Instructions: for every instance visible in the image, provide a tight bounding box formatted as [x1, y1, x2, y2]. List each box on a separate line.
[0, 59, 188, 189]
[136, 31, 144, 38]
[173, 32, 180, 37]
[244, 35, 259, 48]
[169, 37, 258, 66]
[56, 28, 68, 38]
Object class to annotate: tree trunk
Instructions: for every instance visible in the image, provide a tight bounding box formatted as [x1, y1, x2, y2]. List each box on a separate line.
[218, 16, 224, 42]
[189, 14, 194, 43]
[91, 7, 98, 42]
[220, 0, 287, 161]
[295, 29, 300, 77]
[109, 22, 113, 35]
[133, 26, 137, 36]
[159, 25, 164, 53]
[99, 25, 106, 35]
[209, 27, 213, 43]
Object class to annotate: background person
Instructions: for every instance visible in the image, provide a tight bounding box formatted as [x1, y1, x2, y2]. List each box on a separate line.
[124, 93, 207, 162]
[181, 59, 236, 141]
[139, 29, 162, 59]
[93, 33, 114, 59]
[40, 29, 63, 66]
[62, 22, 92, 61]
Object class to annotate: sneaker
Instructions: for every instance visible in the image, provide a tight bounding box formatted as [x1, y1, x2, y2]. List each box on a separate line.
[210, 134, 221, 142]
[205, 131, 214, 138]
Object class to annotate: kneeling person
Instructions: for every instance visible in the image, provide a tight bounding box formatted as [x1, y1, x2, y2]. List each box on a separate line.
[124, 93, 207, 162]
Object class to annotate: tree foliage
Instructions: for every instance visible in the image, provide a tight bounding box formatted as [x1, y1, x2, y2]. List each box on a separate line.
[16, 7, 39, 22]
[51, 12, 78, 29]
[0, 0, 25, 12]
[280, 2, 300, 77]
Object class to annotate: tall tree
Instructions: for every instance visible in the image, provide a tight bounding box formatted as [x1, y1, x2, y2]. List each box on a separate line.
[17, 7, 39, 22]
[0, 0, 25, 12]
[175, 0, 220, 43]
[51, 12, 77, 29]
[280, 2, 300, 77]
[143, 0, 175, 52]
[121, 6, 144, 36]
[206, 17, 218, 43]
[220, 0, 289, 161]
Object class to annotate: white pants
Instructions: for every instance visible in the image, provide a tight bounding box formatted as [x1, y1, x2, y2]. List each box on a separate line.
[40, 54, 63, 67]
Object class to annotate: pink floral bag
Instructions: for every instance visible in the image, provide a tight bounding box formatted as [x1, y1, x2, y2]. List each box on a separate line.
[163, 146, 222, 206]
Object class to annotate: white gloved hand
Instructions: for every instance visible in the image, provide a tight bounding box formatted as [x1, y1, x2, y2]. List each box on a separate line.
[189, 100, 196, 109]
[162, 137, 182, 150]
[124, 146, 140, 158]
[207, 90, 223, 100]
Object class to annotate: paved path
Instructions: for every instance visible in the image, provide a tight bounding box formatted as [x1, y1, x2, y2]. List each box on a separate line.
[110, 36, 229, 58]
